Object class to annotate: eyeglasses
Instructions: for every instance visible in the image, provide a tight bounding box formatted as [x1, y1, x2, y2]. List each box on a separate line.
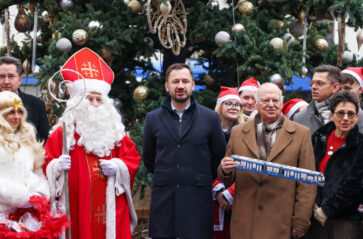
[334, 110, 357, 119]
[223, 101, 241, 109]
[0, 74, 19, 81]
[308, 80, 332, 88]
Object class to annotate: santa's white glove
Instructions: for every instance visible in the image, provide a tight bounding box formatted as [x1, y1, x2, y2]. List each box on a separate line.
[100, 160, 118, 177]
[55, 155, 71, 172]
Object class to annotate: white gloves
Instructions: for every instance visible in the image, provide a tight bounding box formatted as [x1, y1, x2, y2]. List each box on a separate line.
[55, 155, 71, 172]
[100, 160, 118, 176]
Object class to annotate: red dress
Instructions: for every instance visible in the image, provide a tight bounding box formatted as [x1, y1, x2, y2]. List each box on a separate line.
[43, 126, 140, 239]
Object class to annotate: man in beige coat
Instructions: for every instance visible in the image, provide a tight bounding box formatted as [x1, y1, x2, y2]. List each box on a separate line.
[219, 83, 316, 239]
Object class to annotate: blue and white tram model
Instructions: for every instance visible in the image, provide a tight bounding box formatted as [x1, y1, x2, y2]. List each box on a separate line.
[231, 155, 325, 186]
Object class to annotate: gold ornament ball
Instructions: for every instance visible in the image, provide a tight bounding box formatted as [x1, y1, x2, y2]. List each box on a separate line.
[204, 72, 215, 86]
[269, 37, 283, 50]
[128, 0, 142, 14]
[239, 1, 254, 15]
[232, 23, 245, 32]
[315, 39, 328, 51]
[272, 20, 284, 30]
[100, 48, 113, 63]
[134, 85, 148, 101]
[72, 29, 88, 46]
[15, 4, 32, 32]
[22, 58, 31, 77]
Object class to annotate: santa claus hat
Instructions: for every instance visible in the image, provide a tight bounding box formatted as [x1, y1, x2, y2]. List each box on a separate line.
[217, 86, 241, 105]
[342, 67, 363, 87]
[238, 77, 259, 93]
[61, 48, 114, 97]
[282, 98, 308, 119]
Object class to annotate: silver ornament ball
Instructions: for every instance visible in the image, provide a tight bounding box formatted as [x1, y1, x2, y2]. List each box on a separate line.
[72, 29, 88, 46]
[269, 37, 283, 50]
[56, 38, 72, 52]
[342, 51, 353, 64]
[41, 11, 49, 22]
[88, 20, 103, 30]
[60, 0, 73, 10]
[215, 31, 231, 46]
[232, 23, 245, 32]
[270, 73, 284, 88]
[301, 66, 308, 77]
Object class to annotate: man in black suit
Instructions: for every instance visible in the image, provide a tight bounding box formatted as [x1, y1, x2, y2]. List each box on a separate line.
[0, 56, 49, 142]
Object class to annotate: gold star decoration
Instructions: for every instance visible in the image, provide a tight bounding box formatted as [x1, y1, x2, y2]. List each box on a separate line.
[9, 98, 23, 110]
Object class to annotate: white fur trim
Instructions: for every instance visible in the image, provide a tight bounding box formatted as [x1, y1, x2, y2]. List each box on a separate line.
[66, 79, 111, 98]
[212, 183, 225, 200]
[342, 69, 363, 87]
[222, 189, 233, 205]
[217, 95, 241, 105]
[287, 101, 309, 119]
[106, 176, 116, 239]
[109, 158, 138, 234]
[213, 207, 225, 231]
[238, 85, 258, 93]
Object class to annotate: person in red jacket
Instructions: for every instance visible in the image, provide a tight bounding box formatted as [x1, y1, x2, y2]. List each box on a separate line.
[44, 48, 140, 239]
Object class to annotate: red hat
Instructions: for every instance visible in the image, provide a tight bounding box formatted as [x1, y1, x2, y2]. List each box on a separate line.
[61, 48, 114, 97]
[238, 77, 259, 93]
[282, 98, 308, 119]
[217, 86, 241, 105]
[342, 67, 363, 87]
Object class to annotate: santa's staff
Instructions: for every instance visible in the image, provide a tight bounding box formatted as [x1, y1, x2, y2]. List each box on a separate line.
[47, 69, 86, 239]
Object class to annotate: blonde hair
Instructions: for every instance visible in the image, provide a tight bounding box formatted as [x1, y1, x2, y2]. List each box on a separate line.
[215, 102, 244, 125]
[0, 91, 44, 168]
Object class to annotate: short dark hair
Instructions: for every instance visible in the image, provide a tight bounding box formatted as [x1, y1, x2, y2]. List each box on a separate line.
[330, 91, 359, 114]
[341, 72, 358, 85]
[0, 56, 22, 75]
[165, 63, 193, 82]
[314, 65, 341, 84]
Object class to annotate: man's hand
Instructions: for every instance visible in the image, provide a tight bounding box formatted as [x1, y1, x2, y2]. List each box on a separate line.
[216, 191, 231, 211]
[220, 157, 237, 175]
[314, 206, 328, 226]
[100, 160, 118, 176]
[292, 228, 304, 238]
[55, 155, 71, 172]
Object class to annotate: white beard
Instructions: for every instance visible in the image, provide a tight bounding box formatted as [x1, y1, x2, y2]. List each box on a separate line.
[52, 95, 125, 158]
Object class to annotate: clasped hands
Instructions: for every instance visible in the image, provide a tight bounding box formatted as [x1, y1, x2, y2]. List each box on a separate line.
[56, 155, 118, 176]
[221, 157, 237, 175]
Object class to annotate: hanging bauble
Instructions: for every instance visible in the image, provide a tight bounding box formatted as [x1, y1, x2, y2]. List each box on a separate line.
[160, 0, 172, 22]
[204, 72, 215, 86]
[133, 85, 148, 101]
[215, 31, 231, 46]
[100, 47, 113, 64]
[269, 37, 283, 50]
[22, 58, 31, 77]
[270, 73, 284, 88]
[301, 66, 308, 77]
[283, 33, 295, 45]
[72, 29, 88, 46]
[56, 38, 72, 52]
[315, 39, 328, 51]
[357, 30, 363, 50]
[232, 23, 245, 32]
[238, 1, 254, 15]
[36, 31, 42, 42]
[144, 37, 154, 48]
[272, 20, 284, 30]
[88, 20, 103, 30]
[149, 71, 160, 80]
[60, 0, 73, 10]
[289, 23, 304, 38]
[52, 31, 62, 41]
[208, 0, 219, 8]
[342, 51, 353, 64]
[128, 0, 142, 14]
[15, 4, 32, 33]
[298, 9, 305, 26]
[41, 11, 49, 22]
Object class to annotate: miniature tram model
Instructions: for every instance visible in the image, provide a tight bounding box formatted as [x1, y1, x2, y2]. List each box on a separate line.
[231, 155, 325, 186]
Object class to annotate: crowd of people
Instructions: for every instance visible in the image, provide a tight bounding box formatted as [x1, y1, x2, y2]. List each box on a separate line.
[0, 47, 362, 239]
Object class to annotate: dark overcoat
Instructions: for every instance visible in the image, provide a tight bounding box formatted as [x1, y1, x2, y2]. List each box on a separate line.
[312, 122, 363, 220]
[143, 95, 226, 239]
[18, 89, 49, 142]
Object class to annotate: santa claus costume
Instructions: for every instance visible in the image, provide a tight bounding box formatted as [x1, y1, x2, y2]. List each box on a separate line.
[44, 48, 140, 239]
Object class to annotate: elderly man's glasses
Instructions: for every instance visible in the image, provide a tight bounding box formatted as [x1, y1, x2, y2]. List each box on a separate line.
[0, 74, 19, 81]
[223, 101, 241, 109]
[308, 80, 333, 88]
[334, 110, 357, 119]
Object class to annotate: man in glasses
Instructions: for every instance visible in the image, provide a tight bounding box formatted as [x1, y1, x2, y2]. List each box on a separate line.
[294, 65, 341, 135]
[0, 56, 49, 142]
